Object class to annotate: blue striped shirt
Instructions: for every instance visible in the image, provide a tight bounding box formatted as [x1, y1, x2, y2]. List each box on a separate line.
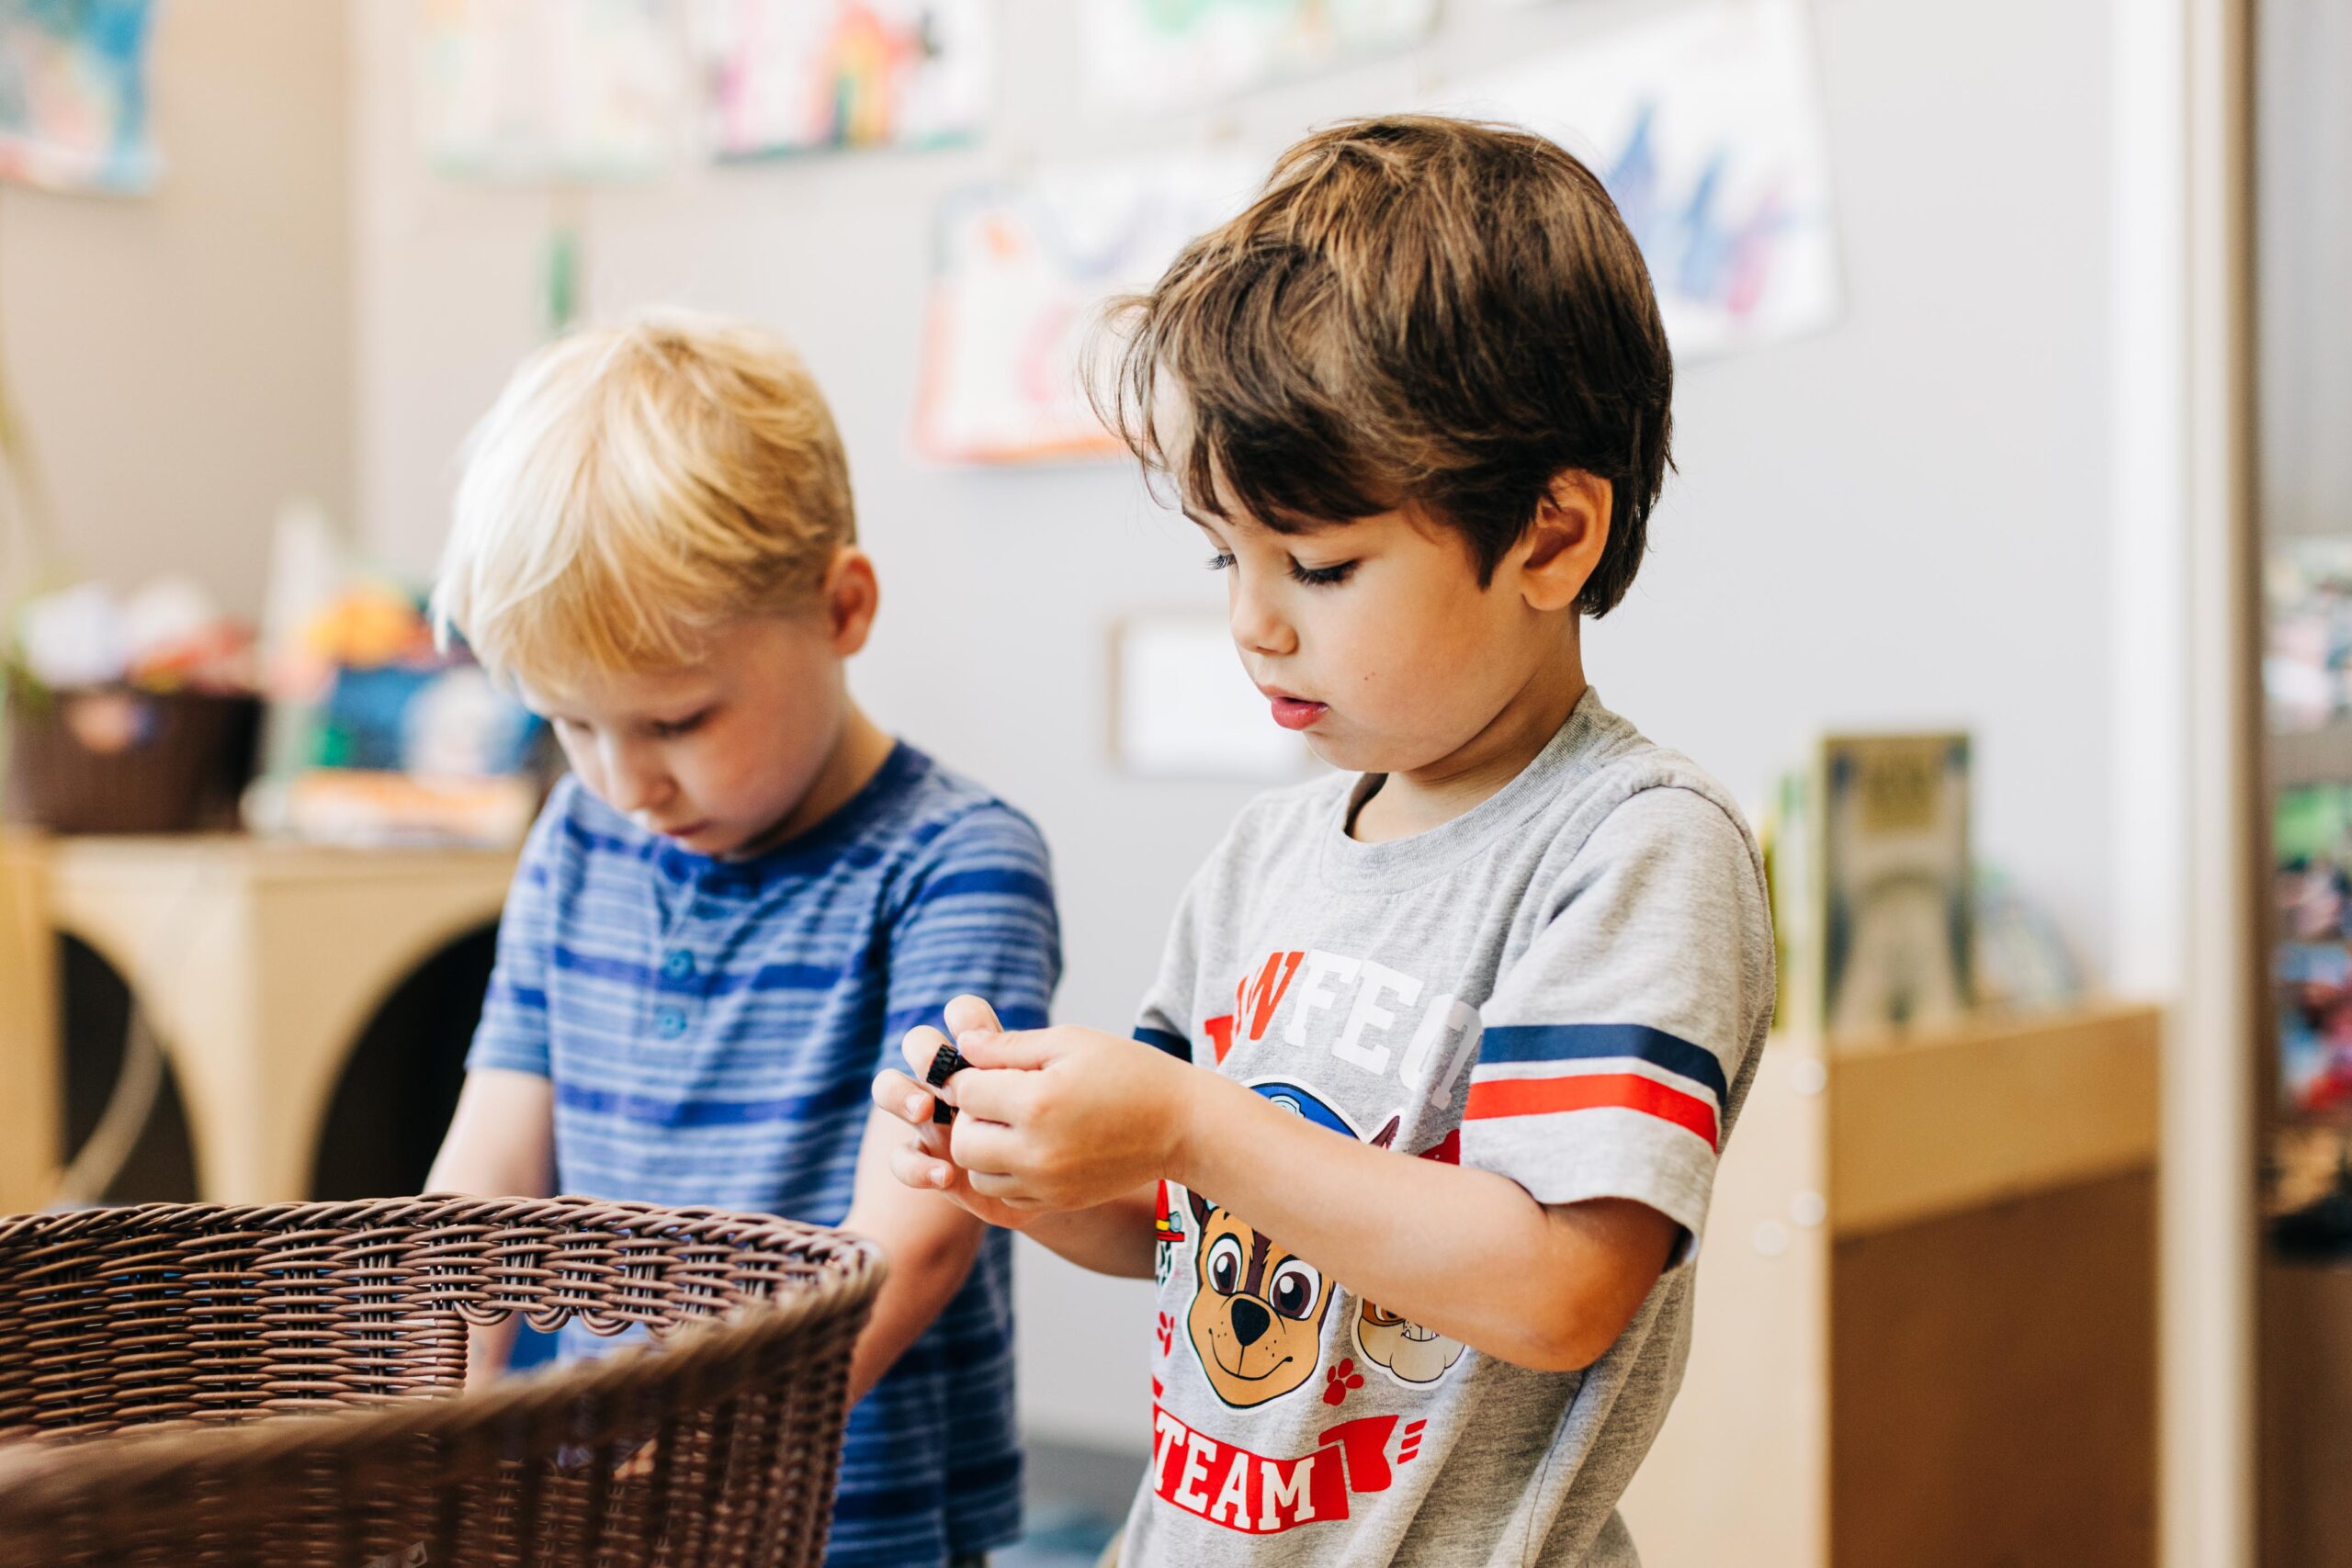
[468, 742, 1061, 1566]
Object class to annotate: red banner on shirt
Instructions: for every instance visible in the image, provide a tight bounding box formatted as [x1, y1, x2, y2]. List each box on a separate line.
[1149, 1403, 1424, 1534]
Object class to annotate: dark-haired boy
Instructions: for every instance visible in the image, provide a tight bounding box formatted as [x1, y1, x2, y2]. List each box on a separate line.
[875, 116, 1774, 1566]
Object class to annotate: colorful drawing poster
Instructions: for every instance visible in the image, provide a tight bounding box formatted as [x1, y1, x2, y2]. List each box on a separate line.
[1436, 0, 1842, 361]
[418, 0, 682, 181]
[916, 153, 1260, 464]
[0, 0, 157, 194]
[693, 0, 989, 156]
[1084, 0, 1436, 112]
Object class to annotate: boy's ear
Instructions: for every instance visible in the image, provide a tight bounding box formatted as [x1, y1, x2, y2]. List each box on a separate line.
[1511, 469, 1611, 614]
[822, 548, 880, 656]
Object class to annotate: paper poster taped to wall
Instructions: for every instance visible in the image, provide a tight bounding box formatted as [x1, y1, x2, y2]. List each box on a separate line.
[1084, 0, 1435, 112]
[0, 0, 158, 194]
[418, 0, 682, 181]
[916, 153, 1260, 464]
[694, 0, 989, 156]
[1437, 0, 1842, 361]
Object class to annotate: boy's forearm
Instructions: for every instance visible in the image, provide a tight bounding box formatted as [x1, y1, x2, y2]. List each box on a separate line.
[1015, 1185, 1159, 1279]
[842, 1214, 983, 1404]
[1168, 1072, 1672, 1371]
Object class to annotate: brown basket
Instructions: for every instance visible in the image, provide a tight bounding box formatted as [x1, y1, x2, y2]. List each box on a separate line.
[0, 1195, 886, 1568]
[4, 682, 261, 833]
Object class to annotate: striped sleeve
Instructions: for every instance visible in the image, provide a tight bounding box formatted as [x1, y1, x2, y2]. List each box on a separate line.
[465, 778, 571, 1079]
[883, 803, 1062, 1055]
[1463, 785, 1772, 1264]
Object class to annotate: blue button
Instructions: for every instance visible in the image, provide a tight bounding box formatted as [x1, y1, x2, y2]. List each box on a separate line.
[654, 1006, 687, 1039]
[662, 950, 695, 981]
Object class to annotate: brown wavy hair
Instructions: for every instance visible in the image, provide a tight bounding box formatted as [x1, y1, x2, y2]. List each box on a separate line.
[1095, 115, 1673, 614]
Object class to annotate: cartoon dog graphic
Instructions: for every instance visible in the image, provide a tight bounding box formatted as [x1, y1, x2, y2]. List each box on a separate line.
[1353, 1297, 1467, 1384]
[1181, 1081, 1469, 1405]
[1185, 1186, 1334, 1408]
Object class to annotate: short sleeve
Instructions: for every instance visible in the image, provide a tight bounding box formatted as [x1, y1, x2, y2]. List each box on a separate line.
[1133, 865, 1210, 1063]
[883, 804, 1062, 1052]
[465, 779, 572, 1079]
[1463, 784, 1774, 1264]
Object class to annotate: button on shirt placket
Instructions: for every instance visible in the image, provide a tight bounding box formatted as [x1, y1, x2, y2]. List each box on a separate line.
[655, 948, 695, 1040]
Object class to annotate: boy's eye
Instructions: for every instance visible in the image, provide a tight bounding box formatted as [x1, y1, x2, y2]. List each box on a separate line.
[1204, 551, 1237, 573]
[650, 710, 710, 739]
[1288, 558, 1356, 588]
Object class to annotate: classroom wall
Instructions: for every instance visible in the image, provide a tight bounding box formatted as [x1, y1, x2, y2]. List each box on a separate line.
[0, 0, 352, 617]
[350, 0, 2116, 1451]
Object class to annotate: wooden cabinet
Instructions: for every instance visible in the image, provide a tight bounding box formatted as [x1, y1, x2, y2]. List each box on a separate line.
[1620, 1004, 2162, 1568]
[13, 834, 515, 1206]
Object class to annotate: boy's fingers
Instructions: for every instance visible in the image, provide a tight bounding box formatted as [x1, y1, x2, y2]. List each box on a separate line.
[871, 1069, 934, 1125]
[953, 1030, 1057, 1071]
[900, 1023, 951, 1079]
[947, 1115, 1021, 1178]
[967, 1172, 1047, 1210]
[889, 1141, 958, 1193]
[947, 1066, 1038, 1124]
[942, 995, 1003, 1039]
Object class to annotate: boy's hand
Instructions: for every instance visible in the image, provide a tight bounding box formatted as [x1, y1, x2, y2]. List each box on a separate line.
[872, 996, 1053, 1229]
[873, 995, 1198, 1213]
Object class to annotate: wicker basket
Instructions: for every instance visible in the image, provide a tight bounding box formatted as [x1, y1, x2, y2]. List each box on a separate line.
[0, 1195, 886, 1568]
[4, 682, 262, 833]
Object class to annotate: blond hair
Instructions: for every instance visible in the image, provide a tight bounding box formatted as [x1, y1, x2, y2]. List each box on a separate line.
[435, 310, 855, 688]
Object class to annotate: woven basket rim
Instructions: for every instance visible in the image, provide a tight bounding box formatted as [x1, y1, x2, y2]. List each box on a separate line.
[0, 1193, 887, 1516]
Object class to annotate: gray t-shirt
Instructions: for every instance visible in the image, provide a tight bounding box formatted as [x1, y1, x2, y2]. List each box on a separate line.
[1119, 690, 1775, 1567]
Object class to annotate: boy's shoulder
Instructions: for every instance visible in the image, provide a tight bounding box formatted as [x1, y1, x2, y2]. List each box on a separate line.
[1211, 690, 1758, 873]
[519, 745, 1052, 890]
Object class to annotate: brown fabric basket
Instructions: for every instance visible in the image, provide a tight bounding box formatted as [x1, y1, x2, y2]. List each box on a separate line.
[0, 1195, 886, 1568]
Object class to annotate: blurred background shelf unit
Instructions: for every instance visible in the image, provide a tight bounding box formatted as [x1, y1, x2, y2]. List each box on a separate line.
[17, 835, 514, 1210]
[2255, 2, 2352, 1563]
[1620, 1004, 2161, 1568]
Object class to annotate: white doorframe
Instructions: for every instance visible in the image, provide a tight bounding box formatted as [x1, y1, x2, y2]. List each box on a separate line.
[2116, 0, 2259, 1561]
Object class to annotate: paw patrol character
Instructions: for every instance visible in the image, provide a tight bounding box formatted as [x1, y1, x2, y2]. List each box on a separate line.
[1186, 1187, 1334, 1408]
[1353, 1298, 1468, 1384]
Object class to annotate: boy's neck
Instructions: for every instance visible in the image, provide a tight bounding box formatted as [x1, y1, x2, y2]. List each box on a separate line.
[726, 704, 897, 860]
[1350, 643, 1589, 844]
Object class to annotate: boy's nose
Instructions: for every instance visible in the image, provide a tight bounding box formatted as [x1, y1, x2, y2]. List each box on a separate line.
[1228, 584, 1297, 658]
[600, 739, 673, 815]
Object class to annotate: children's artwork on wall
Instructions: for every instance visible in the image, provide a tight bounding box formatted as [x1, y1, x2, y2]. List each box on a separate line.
[916, 152, 1260, 464]
[692, 0, 989, 156]
[1111, 615, 1312, 782]
[1083, 0, 1436, 113]
[1434, 0, 1842, 362]
[0, 0, 158, 194]
[418, 0, 683, 181]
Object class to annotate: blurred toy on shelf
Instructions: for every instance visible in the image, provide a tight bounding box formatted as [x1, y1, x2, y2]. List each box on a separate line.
[244, 502, 547, 849]
[2265, 540, 2352, 732]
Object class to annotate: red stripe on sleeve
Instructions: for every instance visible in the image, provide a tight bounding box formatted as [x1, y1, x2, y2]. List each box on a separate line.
[1464, 1072, 1721, 1151]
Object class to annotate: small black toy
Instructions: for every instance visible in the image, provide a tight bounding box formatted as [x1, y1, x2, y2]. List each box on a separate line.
[927, 1043, 968, 1124]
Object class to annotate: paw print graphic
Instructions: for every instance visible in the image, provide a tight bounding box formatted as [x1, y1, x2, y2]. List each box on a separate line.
[1155, 1312, 1174, 1357]
[1322, 1357, 1365, 1406]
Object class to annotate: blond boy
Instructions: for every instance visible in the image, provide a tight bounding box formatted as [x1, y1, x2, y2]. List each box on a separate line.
[429, 311, 1058, 1568]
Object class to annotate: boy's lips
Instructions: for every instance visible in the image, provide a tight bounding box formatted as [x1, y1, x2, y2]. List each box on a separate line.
[1261, 689, 1329, 730]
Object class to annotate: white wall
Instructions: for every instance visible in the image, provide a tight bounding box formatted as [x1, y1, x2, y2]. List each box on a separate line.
[0, 0, 352, 616]
[352, 0, 2116, 1451]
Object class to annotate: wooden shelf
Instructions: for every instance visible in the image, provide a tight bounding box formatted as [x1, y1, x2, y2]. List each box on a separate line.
[1620, 1002, 2161, 1568]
